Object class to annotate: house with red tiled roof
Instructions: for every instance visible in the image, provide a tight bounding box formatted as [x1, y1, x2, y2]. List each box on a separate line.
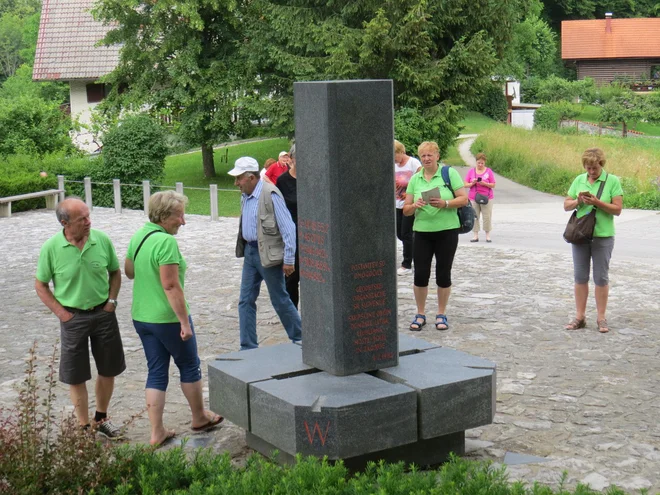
[33, 0, 120, 152]
[562, 14, 660, 85]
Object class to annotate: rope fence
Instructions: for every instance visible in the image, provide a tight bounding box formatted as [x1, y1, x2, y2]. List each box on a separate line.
[57, 175, 239, 221]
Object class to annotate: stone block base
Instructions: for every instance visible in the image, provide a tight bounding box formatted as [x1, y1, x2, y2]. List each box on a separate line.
[246, 430, 465, 470]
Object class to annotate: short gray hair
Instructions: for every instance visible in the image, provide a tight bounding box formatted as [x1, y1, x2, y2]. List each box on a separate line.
[55, 196, 83, 224]
[289, 143, 296, 159]
[148, 191, 188, 223]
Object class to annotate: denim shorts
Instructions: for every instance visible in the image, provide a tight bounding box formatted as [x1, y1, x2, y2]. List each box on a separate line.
[133, 316, 201, 391]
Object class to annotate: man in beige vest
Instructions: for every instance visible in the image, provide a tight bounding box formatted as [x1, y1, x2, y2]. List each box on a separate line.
[229, 156, 302, 350]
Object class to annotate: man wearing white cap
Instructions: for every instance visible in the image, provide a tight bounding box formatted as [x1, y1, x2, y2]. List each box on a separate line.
[263, 151, 291, 184]
[228, 156, 302, 350]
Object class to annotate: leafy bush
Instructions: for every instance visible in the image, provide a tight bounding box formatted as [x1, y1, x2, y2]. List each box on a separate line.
[535, 76, 596, 104]
[0, 153, 95, 212]
[99, 114, 168, 209]
[394, 106, 458, 158]
[0, 173, 57, 212]
[534, 101, 580, 130]
[0, 96, 74, 156]
[475, 84, 508, 122]
[0, 343, 119, 494]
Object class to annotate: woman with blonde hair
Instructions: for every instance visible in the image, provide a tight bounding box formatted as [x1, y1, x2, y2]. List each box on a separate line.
[125, 191, 222, 447]
[563, 148, 623, 333]
[403, 141, 468, 331]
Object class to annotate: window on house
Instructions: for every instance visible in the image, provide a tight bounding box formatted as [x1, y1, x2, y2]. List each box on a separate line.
[652, 65, 660, 80]
[86, 83, 110, 103]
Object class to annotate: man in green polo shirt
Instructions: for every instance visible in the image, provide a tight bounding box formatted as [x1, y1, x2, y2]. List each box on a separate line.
[35, 198, 126, 438]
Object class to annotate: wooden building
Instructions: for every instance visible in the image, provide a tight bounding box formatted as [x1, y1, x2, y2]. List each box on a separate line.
[562, 15, 660, 85]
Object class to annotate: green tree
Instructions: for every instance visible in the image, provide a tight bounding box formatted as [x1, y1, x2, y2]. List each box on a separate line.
[0, 13, 24, 78]
[243, 0, 532, 154]
[0, 63, 68, 102]
[599, 93, 652, 137]
[496, 14, 558, 79]
[93, 0, 243, 178]
[0, 0, 40, 17]
[541, 0, 659, 30]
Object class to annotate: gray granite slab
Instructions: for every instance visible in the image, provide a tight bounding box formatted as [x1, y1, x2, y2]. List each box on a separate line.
[375, 347, 496, 439]
[397, 333, 441, 356]
[249, 371, 417, 459]
[208, 344, 315, 429]
[247, 430, 465, 470]
[503, 452, 550, 465]
[294, 80, 398, 376]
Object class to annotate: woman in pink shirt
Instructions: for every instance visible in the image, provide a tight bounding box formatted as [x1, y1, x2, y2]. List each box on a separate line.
[464, 153, 496, 242]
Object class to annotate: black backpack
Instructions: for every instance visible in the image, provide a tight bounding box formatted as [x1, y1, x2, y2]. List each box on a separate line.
[441, 166, 475, 234]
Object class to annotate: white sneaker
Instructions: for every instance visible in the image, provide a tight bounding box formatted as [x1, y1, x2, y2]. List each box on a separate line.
[397, 267, 412, 275]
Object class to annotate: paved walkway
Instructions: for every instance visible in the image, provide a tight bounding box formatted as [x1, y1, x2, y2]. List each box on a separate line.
[1, 163, 659, 491]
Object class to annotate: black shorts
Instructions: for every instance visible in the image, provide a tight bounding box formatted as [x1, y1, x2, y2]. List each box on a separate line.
[59, 307, 126, 385]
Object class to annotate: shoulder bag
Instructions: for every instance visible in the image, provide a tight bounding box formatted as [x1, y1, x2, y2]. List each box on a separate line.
[441, 166, 475, 234]
[473, 168, 489, 205]
[563, 174, 607, 245]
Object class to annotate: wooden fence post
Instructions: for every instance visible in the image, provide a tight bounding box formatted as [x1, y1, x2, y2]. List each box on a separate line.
[143, 181, 150, 217]
[84, 177, 92, 209]
[210, 184, 218, 221]
[113, 179, 122, 214]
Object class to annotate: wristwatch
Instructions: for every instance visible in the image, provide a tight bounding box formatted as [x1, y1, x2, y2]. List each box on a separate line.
[445, 200, 450, 208]
[108, 298, 118, 307]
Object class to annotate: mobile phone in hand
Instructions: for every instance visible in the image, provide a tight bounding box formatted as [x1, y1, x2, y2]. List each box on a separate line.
[477, 177, 482, 182]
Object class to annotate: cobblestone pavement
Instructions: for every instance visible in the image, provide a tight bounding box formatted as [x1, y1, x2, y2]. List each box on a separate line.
[1, 194, 659, 491]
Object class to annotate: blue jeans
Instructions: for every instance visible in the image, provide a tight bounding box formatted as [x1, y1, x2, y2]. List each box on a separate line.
[133, 316, 202, 391]
[239, 243, 302, 350]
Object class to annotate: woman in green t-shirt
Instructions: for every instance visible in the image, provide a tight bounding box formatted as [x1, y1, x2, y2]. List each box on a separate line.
[125, 191, 223, 447]
[563, 148, 623, 334]
[403, 141, 469, 332]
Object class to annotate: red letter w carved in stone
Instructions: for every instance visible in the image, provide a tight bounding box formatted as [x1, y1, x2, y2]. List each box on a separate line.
[304, 420, 331, 446]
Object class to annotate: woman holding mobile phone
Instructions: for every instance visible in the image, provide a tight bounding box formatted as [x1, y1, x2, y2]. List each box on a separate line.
[563, 148, 623, 334]
[464, 153, 496, 242]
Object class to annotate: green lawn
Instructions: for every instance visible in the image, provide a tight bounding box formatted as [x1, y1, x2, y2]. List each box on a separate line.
[163, 138, 290, 216]
[576, 104, 660, 136]
[459, 111, 498, 134]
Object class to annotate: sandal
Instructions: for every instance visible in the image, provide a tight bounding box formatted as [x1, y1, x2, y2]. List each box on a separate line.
[410, 314, 426, 331]
[565, 317, 586, 330]
[435, 314, 449, 331]
[597, 319, 609, 333]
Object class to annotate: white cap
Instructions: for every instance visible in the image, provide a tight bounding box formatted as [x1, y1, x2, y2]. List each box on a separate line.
[278, 151, 289, 158]
[228, 156, 259, 176]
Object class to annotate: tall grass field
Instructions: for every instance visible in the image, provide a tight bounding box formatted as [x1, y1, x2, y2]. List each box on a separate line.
[473, 126, 660, 209]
